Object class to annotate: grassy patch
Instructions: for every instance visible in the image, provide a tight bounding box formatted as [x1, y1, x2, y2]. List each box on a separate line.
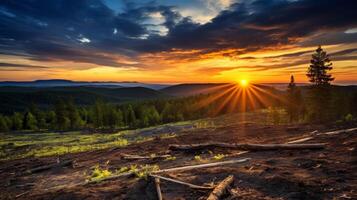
[213, 154, 226, 160]
[0, 131, 129, 160]
[88, 164, 160, 183]
[164, 155, 176, 161]
[194, 155, 202, 162]
[88, 165, 112, 183]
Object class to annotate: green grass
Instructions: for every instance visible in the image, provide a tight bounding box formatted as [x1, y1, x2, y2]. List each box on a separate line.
[0, 119, 193, 161]
[87, 164, 160, 183]
[0, 131, 130, 160]
[88, 165, 112, 183]
[0, 110, 291, 161]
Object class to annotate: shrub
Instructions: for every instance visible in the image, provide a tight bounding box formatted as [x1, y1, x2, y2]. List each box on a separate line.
[213, 154, 225, 160]
[344, 113, 353, 122]
[88, 165, 112, 182]
[194, 155, 202, 161]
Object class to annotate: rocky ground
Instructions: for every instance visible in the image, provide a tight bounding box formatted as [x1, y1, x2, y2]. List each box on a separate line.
[0, 120, 356, 200]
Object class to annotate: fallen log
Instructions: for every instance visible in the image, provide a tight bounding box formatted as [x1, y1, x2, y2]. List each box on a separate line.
[153, 158, 250, 174]
[25, 160, 75, 174]
[207, 175, 234, 200]
[154, 177, 163, 200]
[169, 143, 325, 151]
[121, 153, 171, 160]
[150, 174, 214, 190]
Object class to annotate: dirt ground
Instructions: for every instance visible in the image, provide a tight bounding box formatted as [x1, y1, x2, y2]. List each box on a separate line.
[0, 121, 356, 200]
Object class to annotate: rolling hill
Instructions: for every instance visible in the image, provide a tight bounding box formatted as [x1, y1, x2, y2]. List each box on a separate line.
[0, 86, 169, 113]
[0, 79, 169, 90]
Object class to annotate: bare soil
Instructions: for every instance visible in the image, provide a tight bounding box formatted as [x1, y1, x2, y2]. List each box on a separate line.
[1, 122, 356, 200]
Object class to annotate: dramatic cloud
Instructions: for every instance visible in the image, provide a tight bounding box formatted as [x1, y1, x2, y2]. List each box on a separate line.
[0, 0, 356, 83]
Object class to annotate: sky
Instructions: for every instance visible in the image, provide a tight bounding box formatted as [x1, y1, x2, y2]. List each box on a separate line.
[0, 0, 357, 84]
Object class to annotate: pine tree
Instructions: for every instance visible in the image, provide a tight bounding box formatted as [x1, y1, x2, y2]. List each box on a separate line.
[47, 111, 56, 129]
[92, 100, 104, 128]
[288, 75, 296, 89]
[67, 100, 82, 129]
[286, 75, 303, 122]
[0, 114, 9, 132]
[307, 46, 334, 86]
[55, 101, 69, 130]
[35, 111, 47, 129]
[12, 112, 23, 130]
[306, 46, 334, 122]
[126, 105, 136, 127]
[23, 112, 38, 130]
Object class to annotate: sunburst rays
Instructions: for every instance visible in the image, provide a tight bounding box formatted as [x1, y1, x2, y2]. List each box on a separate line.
[193, 82, 282, 116]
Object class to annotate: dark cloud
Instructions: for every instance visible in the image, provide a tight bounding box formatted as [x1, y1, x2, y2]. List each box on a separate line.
[0, 62, 49, 69]
[330, 48, 357, 56]
[159, 0, 357, 52]
[0, 0, 356, 67]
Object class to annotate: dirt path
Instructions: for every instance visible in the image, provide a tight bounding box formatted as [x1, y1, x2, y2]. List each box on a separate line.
[1, 123, 356, 200]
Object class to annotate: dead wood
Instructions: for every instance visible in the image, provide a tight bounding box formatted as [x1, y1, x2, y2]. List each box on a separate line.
[121, 153, 171, 160]
[87, 158, 249, 185]
[169, 143, 325, 151]
[207, 175, 234, 200]
[15, 191, 30, 198]
[318, 127, 357, 136]
[15, 183, 36, 188]
[287, 137, 314, 144]
[153, 158, 250, 174]
[25, 160, 75, 174]
[154, 177, 163, 200]
[150, 174, 214, 190]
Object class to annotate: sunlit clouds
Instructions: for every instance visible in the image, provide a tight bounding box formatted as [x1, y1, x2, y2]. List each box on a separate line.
[0, 0, 356, 83]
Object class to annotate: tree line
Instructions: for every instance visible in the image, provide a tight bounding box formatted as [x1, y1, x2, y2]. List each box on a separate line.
[285, 46, 357, 123]
[0, 93, 251, 132]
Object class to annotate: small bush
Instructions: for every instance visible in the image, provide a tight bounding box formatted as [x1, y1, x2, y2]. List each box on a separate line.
[133, 164, 160, 179]
[213, 154, 225, 160]
[88, 165, 112, 182]
[344, 113, 353, 122]
[115, 164, 159, 179]
[194, 155, 202, 161]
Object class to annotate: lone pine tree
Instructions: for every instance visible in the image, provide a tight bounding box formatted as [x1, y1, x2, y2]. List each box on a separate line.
[307, 46, 334, 86]
[306, 46, 335, 122]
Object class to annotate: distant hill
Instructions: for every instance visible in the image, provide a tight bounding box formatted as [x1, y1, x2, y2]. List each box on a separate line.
[0, 79, 169, 90]
[0, 86, 169, 113]
[160, 83, 230, 96]
[259, 83, 309, 91]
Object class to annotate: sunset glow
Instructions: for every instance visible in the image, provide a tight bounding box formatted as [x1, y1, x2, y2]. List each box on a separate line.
[240, 80, 249, 87]
[0, 0, 356, 84]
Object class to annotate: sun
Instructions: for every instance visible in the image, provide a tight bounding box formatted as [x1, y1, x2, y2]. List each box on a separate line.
[240, 79, 249, 87]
